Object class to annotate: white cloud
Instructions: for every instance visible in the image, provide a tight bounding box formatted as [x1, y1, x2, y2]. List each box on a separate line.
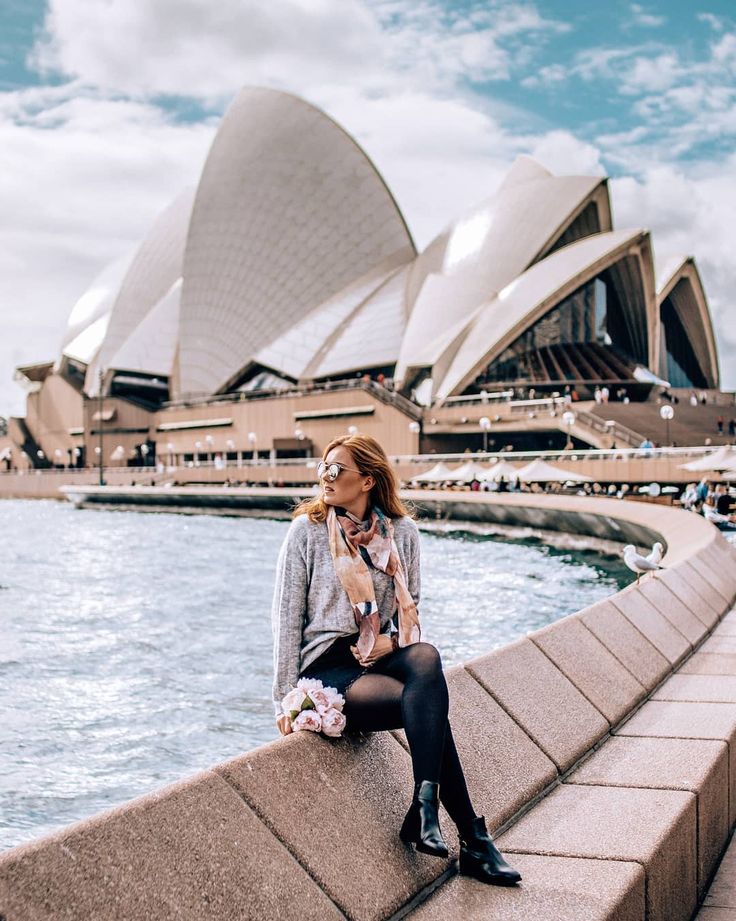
[629, 4, 666, 28]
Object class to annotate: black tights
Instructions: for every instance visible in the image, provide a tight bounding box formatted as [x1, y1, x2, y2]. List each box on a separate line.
[344, 642, 476, 832]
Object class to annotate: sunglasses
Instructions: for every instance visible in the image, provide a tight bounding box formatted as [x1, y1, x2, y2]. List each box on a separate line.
[317, 461, 363, 482]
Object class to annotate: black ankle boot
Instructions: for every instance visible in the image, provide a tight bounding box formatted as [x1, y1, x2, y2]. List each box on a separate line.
[399, 781, 449, 858]
[459, 816, 522, 885]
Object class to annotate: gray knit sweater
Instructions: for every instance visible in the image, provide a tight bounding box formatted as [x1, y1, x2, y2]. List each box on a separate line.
[271, 513, 421, 716]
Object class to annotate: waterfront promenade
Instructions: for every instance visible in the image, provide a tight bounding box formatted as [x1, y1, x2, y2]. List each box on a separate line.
[1, 492, 735, 920]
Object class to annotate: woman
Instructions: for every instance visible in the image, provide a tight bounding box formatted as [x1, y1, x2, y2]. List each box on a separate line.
[271, 432, 521, 886]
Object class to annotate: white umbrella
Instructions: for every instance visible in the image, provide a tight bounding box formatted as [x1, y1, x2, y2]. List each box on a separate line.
[410, 462, 459, 483]
[514, 458, 593, 483]
[451, 460, 490, 483]
[680, 445, 736, 472]
[478, 460, 519, 482]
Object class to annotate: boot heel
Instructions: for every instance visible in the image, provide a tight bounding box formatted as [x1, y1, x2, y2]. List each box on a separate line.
[399, 805, 419, 843]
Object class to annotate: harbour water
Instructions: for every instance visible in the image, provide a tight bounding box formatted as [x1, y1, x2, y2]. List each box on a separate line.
[1, 499, 630, 850]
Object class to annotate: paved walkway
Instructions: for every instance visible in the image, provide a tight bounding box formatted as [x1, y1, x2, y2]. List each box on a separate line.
[696, 831, 736, 920]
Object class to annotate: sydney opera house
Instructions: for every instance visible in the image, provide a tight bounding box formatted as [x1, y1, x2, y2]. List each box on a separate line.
[3, 87, 723, 471]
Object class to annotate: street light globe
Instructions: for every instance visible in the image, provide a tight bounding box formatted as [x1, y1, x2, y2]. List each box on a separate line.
[479, 416, 491, 431]
[247, 432, 257, 444]
[408, 421, 421, 434]
[205, 434, 214, 446]
[660, 405, 674, 421]
[226, 439, 235, 450]
[562, 411, 576, 427]
[294, 428, 304, 440]
[167, 442, 175, 452]
[195, 440, 202, 450]
[347, 425, 358, 436]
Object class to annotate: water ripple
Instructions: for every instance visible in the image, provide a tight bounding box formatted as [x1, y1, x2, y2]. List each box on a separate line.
[0, 499, 629, 850]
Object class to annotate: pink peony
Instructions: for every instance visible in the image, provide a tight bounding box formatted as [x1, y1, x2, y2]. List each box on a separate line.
[292, 709, 322, 733]
[296, 677, 324, 694]
[321, 708, 347, 738]
[281, 688, 308, 718]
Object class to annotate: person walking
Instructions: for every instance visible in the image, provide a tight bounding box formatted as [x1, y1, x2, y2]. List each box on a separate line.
[271, 432, 521, 886]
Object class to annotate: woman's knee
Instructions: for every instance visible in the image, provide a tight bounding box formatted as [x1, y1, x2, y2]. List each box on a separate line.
[404, 641, 443, 674]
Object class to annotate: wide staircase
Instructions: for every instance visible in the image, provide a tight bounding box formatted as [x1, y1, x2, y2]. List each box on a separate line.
[590, 401, 736, 448]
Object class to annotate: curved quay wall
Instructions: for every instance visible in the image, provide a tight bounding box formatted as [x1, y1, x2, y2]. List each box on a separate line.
[1, 492, 736, 921]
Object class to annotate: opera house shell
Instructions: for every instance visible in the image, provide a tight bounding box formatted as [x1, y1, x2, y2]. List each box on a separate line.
[7, 87, 722, 468]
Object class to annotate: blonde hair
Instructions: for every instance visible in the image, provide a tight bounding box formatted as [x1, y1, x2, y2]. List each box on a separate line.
[293, 433, 413, 523]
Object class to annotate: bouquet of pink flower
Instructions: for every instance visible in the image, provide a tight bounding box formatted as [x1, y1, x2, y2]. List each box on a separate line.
[281, 678, 347, 737]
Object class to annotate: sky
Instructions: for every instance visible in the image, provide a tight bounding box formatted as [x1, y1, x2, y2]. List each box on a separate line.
[1, 0, 735, 416]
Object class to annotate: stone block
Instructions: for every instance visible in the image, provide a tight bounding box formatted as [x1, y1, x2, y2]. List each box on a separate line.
[466, 638, 609, 772]
[530, 616, 646, 725]
[703, 837, 736, 908]
[713, 620, 736, 637]
[657, 567, 720, 628]
[215, 730, 444, 921]
[611, 587, 691, 664]
[395, 667, 558, 831]
[569, 735, 728, 896]
[682, 561, 731, 615]
[680, 652, 736, 675]
[701, 635, 736, 654]
[0, 771, 341, 921]
[409, 853, 645, 921]
[616, 700, 736, 824]
[706, 541, 736, 598]
[697, 909, 736, 920]
[653, 674, 736, 704]
[580, 599, 670, 690]
[497, 783, 697, 921]
[638, 577, 710, 642]
[690, 554, 736, 607]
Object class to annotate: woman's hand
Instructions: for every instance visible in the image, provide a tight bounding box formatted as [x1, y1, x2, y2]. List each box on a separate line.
[350, 634, 394, 667]
[276, 713, 293, 736]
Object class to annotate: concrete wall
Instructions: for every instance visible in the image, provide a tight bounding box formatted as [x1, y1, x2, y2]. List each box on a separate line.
[1, 495, 735, 920]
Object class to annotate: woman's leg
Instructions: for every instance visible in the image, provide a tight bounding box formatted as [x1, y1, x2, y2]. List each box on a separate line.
[344, 643, 476, 831]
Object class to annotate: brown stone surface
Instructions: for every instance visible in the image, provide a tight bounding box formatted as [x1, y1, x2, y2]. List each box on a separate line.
[684, 561, 731, 614]
[616, 700, 736, 824]
[394, 666, 558, 831]
[466, 638, 609, 772]
[580, 599, 671, 691]
[706, 541, 736, 597]
[216, 730, 443, 921]
[498, 783, 697, 921]
[409, 854, 645, 921]
[0, 771, 341, 921]
[696, 909, 736, 920]
[701, 636, 736, 654]
[638, 576, 711, 642]
[658, 566, 720, 628]
[611, 586, 691, 664]
[704, 836, 736, 909]
[569, 736, 728, 895]
[691, 554, 736, 607]
[680, 652, 736, 675]
[713, 620, 736, 637]
[530, 616, 646, 725]
[653, 674, 736, 703]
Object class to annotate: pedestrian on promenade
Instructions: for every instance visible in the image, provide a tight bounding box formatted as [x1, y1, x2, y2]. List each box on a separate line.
[271, 432, 521, 886]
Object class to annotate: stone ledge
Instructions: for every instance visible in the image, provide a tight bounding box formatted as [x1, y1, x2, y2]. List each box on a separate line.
[1, 494, 733, 921]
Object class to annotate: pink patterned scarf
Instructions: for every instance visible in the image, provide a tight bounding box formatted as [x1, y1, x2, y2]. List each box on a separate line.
[326, 505, 421, 660]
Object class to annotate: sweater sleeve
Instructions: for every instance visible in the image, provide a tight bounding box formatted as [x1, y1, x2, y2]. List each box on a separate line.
[406, 519, 421, 610]
[271, 517, 310, 717]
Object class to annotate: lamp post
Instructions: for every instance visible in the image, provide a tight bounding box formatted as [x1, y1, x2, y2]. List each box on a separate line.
[226, 439, 235, 468]
[97, 368, 105, 486]
[562, 410, 576, 450]
[194, 440, 202, 467]
[205, 434, 214, 463]
[248, 431, 257, 465]
[660, 404, 674, 447]
[479, 416, 491, 453]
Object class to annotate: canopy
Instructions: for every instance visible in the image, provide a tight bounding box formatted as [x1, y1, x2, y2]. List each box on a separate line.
[679, 445, 736, 472]
[479, 460, 519, 482]
[410, 462, 459, 483]
[450, 460, 490, 483]
[513, 458, 592, 483]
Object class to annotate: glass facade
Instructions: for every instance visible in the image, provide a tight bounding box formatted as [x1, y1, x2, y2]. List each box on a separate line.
[473, 273, 638, 387]
[659, 297, 707, 389]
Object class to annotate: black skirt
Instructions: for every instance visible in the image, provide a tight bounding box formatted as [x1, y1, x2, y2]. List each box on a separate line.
[299, 634, 369, 698]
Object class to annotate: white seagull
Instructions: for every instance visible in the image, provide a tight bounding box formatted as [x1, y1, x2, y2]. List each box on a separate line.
[623, 544, 665, 583]
[646, 542, 664, 566]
